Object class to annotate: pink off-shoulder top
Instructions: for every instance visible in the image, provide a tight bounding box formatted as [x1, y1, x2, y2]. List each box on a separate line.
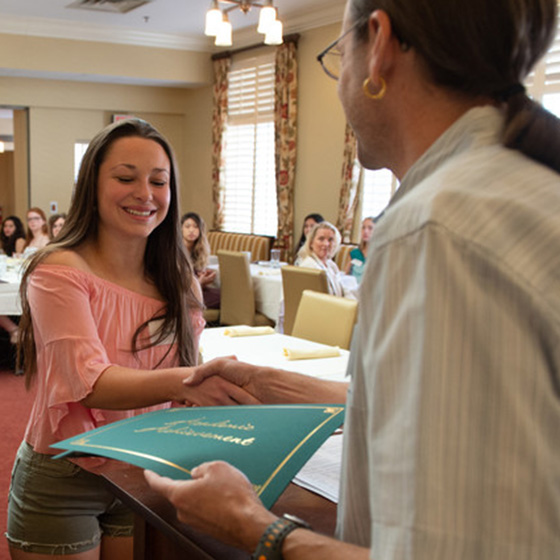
[23, 264, 204, 455]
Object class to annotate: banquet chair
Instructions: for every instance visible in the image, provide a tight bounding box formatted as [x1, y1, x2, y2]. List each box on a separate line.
[217, 250, 275, 327]
[281, 266, 329, 335]
[202, 308, 220, 326]
[292, 290, 358, 350]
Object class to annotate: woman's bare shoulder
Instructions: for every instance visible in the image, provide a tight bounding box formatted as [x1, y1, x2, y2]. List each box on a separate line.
[41, 249, 91, 272]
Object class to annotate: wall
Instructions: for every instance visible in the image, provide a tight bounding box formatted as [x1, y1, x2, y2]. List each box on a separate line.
[0, 76, 192, 215]
[0, 34, 210, 88]
[294, 23, 346, 231]
[0, 21, 347, 245]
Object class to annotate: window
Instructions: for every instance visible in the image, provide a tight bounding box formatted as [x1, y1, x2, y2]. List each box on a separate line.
[361, 167, 399, 221]
[222, 52, 278, 236]
[526, 15, 560, 116]
[74, 141, 89, 182]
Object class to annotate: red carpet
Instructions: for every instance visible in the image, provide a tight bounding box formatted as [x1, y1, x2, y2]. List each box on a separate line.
[0, 370, 35, 560]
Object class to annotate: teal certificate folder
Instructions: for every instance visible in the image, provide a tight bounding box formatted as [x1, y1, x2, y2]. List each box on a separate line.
[52, 404, 345, 509]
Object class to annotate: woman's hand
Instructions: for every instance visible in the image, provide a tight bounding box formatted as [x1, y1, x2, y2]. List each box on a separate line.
[179, 371, 261, 406]
[198, 268, 216, 287]
[145, 462, 276, 550]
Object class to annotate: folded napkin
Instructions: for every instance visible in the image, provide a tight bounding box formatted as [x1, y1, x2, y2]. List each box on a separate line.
[283, 345, 341, 360]
[224, 326, 275, 337]
[258, 269, 281, 276]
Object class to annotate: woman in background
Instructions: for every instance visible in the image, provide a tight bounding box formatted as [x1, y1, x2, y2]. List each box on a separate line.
[294, 212, 324, 262]
[23, 207, 49, 252]
[181, 212, 220, 309]
[1, 215, 26, 256]
[297, 221, 345, 296]
[48, 213, 67, 240]
[344, 216, 376, 283]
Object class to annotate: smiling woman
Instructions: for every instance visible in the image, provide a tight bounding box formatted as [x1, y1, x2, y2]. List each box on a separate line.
[6, 118, 257, 560]
[296, 221, 345, 297]
[96, 135, 171, 245]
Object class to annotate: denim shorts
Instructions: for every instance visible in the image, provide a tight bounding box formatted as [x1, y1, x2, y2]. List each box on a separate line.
[6, 441, 134, 555]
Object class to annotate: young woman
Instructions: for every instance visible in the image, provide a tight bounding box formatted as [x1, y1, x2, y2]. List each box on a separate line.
[6, 119, 255, 560]
[344, 216, 376, 283]
[23, 207, 50, 252]
[181, 212, 220, 309]
[48, 213, 67, 240]
[1, 215, 26, 256]
[297, 221, 345, 296]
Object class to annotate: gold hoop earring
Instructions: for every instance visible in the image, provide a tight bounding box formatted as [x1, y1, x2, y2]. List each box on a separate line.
[363, 77, 386, 100]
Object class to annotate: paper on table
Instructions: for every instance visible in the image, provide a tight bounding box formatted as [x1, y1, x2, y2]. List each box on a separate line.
[224, 326, 275, 337]
[283, 346, 341, 360]
[293, 433, 343, 503]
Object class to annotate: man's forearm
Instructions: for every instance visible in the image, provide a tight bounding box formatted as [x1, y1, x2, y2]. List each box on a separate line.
[254, 367, 348, 404]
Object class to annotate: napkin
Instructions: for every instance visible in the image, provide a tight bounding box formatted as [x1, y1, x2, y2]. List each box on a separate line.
[258, 269, 281, 276]
[283, 345, 341, 360]
[224, 326, 275, 337]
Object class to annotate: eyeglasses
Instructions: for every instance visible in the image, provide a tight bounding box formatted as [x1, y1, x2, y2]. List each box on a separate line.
[317, 17, 410, 81]
[27, 216, 42, 222]
[316, 19, 363, 81]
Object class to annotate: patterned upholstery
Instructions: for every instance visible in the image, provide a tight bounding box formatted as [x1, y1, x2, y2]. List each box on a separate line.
[207, 231, 273, 262]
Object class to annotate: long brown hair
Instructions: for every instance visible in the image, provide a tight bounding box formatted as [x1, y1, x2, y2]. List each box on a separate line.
[181, 212, 210, 273]
[350, 0, 560, 172]
[18, 119, 200, 387]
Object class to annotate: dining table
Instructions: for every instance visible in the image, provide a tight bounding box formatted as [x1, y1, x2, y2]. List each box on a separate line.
[95, 326, 347, 560]
[0, 256, 25, 315]
[200, 326, 349, 383]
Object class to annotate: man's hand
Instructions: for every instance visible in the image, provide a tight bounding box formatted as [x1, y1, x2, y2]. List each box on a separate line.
[179, 373, 261, 406]
[145, 462, 276, 550]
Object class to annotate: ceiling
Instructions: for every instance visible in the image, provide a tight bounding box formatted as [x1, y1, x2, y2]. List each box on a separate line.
[0, 0, 344, 51]
[0, 1, 345, 145]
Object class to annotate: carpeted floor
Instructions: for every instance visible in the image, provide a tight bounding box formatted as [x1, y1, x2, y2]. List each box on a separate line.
[0, 370, 35, 560]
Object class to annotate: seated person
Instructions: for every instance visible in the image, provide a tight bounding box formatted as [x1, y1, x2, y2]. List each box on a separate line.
[294, 213, 324, 263]
[181, 212, 220, 309]
[297, 221, 346, 297]
[344, 216, 376, 283]
[23, 207, 50, 252]
[1, 215, 26, 256]
[0, 315, 19, 372]
[48, 213, 67, 240]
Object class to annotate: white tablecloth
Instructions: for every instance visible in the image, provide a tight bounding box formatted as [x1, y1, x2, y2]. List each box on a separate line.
[0, 258, 24, 315]
[0, 282, 21, 315]
[200, 327, 349, 383]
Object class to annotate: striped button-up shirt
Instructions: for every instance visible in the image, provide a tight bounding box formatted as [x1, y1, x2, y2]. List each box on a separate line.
[337, 106, 560, 559]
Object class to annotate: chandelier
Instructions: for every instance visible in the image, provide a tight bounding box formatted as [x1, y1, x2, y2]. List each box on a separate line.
[205, 0, 283, 47]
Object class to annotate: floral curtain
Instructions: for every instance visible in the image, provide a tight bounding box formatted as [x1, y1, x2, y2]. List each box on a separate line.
[211, 56, 231, 231]
[336, 123, 360, 242]
[274, 39, 298, 262]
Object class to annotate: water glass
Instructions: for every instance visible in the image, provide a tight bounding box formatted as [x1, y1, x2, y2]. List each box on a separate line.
[270, 249, 281, 267]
